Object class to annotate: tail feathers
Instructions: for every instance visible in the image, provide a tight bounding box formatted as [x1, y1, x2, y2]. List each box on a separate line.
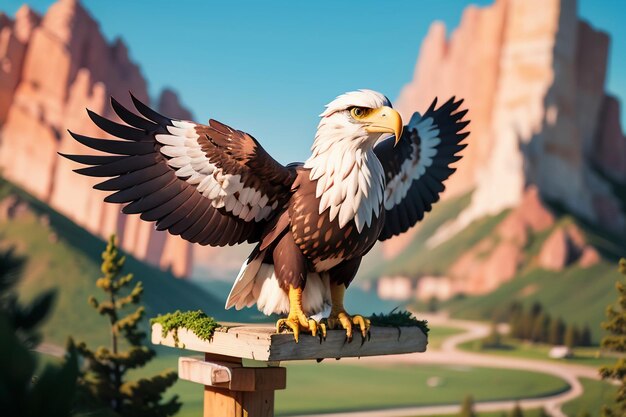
[226, 256, 333, 316]
[225, 251, 264, 310]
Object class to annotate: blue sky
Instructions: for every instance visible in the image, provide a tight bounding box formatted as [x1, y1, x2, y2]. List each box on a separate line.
[4, 0, 626, 164]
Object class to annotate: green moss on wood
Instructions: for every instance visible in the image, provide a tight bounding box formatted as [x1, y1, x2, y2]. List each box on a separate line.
[369, 309, 429, 334]
[151, 310, 221, 348]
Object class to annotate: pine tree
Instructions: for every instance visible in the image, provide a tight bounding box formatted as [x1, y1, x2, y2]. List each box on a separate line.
[510, 403, 524, 417]
[600, 258, 626, 417]
[482, 321, 502, 348]
[572, 324, 581, 347]
[459, 394, 477, 417]
[531, 312, 550, 343]
[0, 248, 55, 347]
[581, 324, 593, 347]
[74, 235, 180, 417]
[549, 317, 566, 346]
[564, 324, 576, 348]
[0, 246, 78, 417]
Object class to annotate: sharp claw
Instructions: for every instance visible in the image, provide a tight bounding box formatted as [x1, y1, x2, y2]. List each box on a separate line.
[352, 315, 370, 338]
[276, 319, 285, 334]
[308, 319, 318, 338]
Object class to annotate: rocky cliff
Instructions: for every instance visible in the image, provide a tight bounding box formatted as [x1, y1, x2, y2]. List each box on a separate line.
[0, 0, 193, 277]
[392, 0, 625, 258]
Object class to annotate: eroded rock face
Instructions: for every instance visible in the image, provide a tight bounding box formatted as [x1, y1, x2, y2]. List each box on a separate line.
[538, 223, 599, 271]
[389, 0, 626, 257]
[0, 0, 194, 277]
[448, 187, 554, 295]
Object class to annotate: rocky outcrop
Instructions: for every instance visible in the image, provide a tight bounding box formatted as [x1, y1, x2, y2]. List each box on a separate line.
[538, 223, 599, 270]
[425, 186, 599, 297]
[396, 0, 506, 199]
[0, 0, 193, 277]
[391, 0, 626, 257]
[449, 186, 554, 294]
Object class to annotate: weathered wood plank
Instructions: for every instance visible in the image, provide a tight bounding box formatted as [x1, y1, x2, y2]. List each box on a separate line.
[178, 357, 232, 387]
[152, 323, 427, 362]
[179, 356, 286, 391]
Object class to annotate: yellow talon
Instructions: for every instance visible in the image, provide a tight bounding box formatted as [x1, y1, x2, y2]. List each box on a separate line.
[327, 283, 371, 342]
[275, 285, 324, 343]
[352, 315, 371, 338]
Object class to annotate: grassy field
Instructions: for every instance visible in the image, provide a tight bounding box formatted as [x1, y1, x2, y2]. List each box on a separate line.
[0, 180, 256, 347]
[363, 191, 473, 280]
[278, 361, 567, 415]
[444, 261, 620, 343]
[37, 351, 568, 416]
[561, 378, 616, 416]
[427, 325, 465, 350]
[458, 338, 617, 369]
[128, 357, 567, 416]
[416, 410, 546, 417]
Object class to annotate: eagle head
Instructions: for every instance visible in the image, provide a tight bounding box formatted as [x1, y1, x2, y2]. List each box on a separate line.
[315, 89, 403, 150]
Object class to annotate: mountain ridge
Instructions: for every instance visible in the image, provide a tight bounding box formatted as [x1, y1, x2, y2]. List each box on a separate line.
[0, 0, 195, 277]
[389, 0, 625, 262]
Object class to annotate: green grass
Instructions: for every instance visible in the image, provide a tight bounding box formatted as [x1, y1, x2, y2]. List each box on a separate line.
[562, 378, 617, 417]
[444, 261, 620, 342]
[0, 179, 255, 347]
[363, 191, 473, 280]
[427, 325, 465, 350]
[275, 361, 567, 415]
[124, 355, 567, 417]
[459, 338, 616, 369]
[120, 356, 570, 417]
[415, 410, 546, 417]
[35, 351, 566, 417]
[389, 208, 508, 278]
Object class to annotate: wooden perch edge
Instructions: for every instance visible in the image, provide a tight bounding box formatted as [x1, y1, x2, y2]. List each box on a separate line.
[151, 323, 428, 362]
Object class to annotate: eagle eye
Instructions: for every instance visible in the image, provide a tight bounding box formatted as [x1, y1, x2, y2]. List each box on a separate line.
[350, 107, 370, 120]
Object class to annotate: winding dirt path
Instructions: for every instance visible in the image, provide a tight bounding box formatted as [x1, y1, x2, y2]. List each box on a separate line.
[294, 314, 602, 417]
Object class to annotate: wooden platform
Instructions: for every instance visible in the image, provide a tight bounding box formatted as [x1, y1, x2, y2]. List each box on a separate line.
[151, 323, 428, 362]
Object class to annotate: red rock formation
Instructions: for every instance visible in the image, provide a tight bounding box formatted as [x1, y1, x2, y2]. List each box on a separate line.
[538, 223, 599, 271]
[0, 0, 194, 277]
[449, 187, 554, 294]
[389, 0, 626, 257]
[396, 0, 506, 198]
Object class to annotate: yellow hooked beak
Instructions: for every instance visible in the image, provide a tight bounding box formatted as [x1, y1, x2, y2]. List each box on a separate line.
[363, 106, 403, 146]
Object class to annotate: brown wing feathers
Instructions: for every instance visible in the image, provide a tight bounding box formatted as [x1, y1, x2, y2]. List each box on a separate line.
[61, 94, 289, 246]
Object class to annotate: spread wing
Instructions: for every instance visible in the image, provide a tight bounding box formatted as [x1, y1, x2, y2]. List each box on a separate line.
[374, 97, 469, 241]
[61, 94, 295, 246]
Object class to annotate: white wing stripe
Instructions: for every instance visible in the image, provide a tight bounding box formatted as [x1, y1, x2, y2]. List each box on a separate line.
[157, 120, 275, 222]
[384, 116, 440, 210]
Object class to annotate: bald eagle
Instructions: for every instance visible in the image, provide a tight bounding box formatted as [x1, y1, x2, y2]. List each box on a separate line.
[62, 90, 469, 342]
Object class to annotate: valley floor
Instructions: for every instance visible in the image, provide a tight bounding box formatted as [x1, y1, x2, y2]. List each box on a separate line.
[34, 313, 616, 417]
[291, 313, 616, 417]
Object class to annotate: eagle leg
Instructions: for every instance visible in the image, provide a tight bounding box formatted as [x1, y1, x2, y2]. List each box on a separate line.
[325, 282, 370, 342]
[276, 285, 327, 343]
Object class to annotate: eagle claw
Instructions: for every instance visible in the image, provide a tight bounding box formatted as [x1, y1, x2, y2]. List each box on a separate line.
[276, 316, 326, 343]
[326, 311, 370, 343]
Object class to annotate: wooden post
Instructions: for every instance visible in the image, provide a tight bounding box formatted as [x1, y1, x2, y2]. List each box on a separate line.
[153, 323, 427, 417]
[178, 352, 286, 417]
[203, 386, 274, 417]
